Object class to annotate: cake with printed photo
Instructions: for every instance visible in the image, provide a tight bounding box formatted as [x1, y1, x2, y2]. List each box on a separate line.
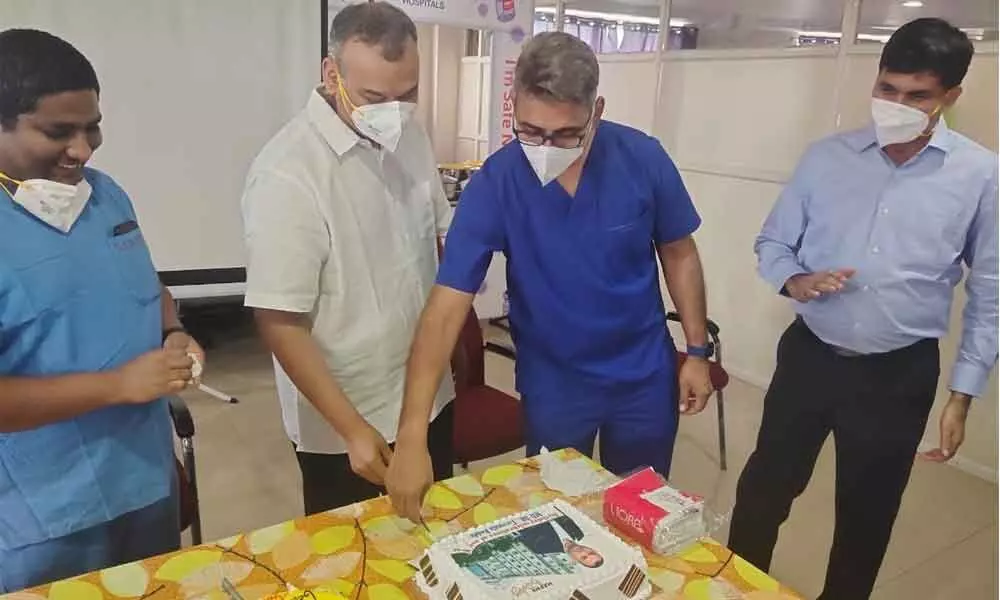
[416, 499, 650, 600]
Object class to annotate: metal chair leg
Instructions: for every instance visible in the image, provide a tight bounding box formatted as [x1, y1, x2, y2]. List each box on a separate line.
[716, 390, 727, 471]
[182, 437, 202, 545]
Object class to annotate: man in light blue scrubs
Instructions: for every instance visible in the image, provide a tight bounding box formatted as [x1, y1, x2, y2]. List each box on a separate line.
[387, 32, 714, 522]
[0, 29, 202, 592]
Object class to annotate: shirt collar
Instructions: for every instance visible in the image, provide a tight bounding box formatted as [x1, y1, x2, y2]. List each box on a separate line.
[306, 88, 360, 156]
[848, 116, 954, 154]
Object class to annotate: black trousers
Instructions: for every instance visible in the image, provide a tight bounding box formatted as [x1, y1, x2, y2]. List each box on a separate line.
[729, 320, 939, 600]
[294, 402, 455, 515]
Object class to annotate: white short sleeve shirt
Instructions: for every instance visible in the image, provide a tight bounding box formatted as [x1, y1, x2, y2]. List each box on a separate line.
[242, 90, 454, 454]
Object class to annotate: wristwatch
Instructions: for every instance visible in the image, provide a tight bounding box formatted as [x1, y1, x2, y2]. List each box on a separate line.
[686, 343, 715, 359]
[162, 326, 187, 344]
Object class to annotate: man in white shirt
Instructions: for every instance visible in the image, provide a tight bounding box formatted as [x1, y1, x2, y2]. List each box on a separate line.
[241, 2, 454, 514]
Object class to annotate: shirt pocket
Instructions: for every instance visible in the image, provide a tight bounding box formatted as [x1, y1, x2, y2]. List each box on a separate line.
[896, 184, 971, 268]
[106, 228, 161, 304]
[15, 252, 83, 318]
[594, 205, 655, 281]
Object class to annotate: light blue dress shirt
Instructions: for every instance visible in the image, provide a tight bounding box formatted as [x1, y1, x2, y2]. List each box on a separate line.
[0, 168, 174, 551]
[756, 122, 998, 397]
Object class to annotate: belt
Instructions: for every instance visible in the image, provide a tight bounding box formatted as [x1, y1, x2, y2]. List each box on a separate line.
[794, 317, 864, 357]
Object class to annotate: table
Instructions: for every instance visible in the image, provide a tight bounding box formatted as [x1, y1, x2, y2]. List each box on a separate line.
[10, 450, 802, 600]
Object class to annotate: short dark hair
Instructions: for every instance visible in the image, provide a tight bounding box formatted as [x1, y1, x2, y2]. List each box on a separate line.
[879, 18, 974, 90]
[0, 29, 99, 130]
[329, 1, 418, 63]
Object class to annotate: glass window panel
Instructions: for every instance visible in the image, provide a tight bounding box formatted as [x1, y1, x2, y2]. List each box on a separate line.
[543, 0, 662, 54]
[669, 0, 845, 50]
[856, 0, 998, 44]
[534, 0, 557, 35]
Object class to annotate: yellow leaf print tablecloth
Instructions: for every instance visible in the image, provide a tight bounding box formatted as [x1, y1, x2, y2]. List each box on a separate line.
[9, 450, 802, 600]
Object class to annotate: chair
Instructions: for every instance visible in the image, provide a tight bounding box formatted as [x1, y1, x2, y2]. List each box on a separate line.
[667, 312, 731, 470]
[168, 396, 203, 545]
[451, 308, 524, 468]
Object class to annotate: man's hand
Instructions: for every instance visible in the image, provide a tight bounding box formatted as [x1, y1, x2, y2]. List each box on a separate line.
[678, 357, 713, 415]
[164, 330, 206, 383]
[386, 435, 434, 523]
[345, 422, 393, 485]
[919, 392, 971, 463]
[784, 269, 856, 302]
[115, 348, 193, 404]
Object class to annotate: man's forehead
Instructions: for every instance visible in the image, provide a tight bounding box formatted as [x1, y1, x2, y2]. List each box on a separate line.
[27, 90, 100, 124]
[514, 96, 589, 128]
[339, 38, 418, 70]
[877, 69, 943, 91]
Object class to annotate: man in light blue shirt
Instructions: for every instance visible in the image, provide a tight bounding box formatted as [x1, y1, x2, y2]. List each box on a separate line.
[729, 19, 998, 600]
[0, 29, 202, 591]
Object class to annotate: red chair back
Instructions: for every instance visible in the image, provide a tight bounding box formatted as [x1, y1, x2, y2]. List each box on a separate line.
[452, 306, 486, 390]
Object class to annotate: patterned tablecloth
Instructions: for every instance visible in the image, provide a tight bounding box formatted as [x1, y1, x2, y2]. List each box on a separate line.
[9, 450, 802, 600]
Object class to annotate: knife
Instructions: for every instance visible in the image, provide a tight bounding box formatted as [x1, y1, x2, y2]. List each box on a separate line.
[221, 577, 245, 600]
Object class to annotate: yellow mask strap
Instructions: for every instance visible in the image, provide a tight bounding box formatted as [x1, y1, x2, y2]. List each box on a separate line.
[0, 172, 22, 199]
[334, 70, 360, 113]
[918, 104, 945, 139]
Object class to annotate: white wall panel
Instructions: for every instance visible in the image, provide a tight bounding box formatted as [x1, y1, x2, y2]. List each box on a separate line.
[457, 59, 483, 139]
[2, 0, 319, 273]
[657, 55, 838, 179]
[598, 57, 658, 133]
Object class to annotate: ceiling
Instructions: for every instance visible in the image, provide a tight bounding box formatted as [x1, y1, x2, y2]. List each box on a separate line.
[540, 0, 997, 41]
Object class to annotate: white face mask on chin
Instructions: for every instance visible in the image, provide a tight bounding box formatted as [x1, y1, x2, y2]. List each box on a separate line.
[0, 176, 92, 233]
[871, 97, 940, 147]
[351, 101, 416, 152]
[521, 144, 584, 187]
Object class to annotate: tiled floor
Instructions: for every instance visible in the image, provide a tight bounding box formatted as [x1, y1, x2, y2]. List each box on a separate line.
[179, 314, 998, 599]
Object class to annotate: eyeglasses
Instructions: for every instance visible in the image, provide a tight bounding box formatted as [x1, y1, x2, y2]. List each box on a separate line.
[512, 125, 590, 149]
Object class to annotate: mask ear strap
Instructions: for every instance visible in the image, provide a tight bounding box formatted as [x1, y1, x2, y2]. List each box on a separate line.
[919, 104, 944, 138]
[333, 68, 360, 113]
[0, 172, 21, 198]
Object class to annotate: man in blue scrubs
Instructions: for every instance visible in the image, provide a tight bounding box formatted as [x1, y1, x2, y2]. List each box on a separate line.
[0, 29, 201, 591]
[387, 32, 713, 521]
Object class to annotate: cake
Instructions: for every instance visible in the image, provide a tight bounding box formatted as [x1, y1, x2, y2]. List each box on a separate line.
[415, 499, 651, 600]
[262, 587, 347, 600]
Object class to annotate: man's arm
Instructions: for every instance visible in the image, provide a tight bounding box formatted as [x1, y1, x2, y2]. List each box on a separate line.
[241, 170, 392, 482]
[396, 286, 475, 444]
[161, 284, 182, 330]
[388, 168, 503, 520]
[0, 373, 124, 433]
[658, 238, 708, 347]
[0, 350, 192, 433]
[755, 161, 811, 294]
[648, 139, 711, 414]
[755, 147, 855, 301]
[0, 265, 192, 433]
[922, 168, 999, 463]
[254, 309, 369, 437]
[648, 138, 707, 346]
[950, 169, 999, 400]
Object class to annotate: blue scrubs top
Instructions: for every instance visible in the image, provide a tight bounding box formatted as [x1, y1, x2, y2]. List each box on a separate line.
[0, 168, 174, 551]
[438, 121, 701, 401]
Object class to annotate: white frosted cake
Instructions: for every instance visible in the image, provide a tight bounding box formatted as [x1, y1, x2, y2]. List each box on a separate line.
[416, 499, 651, 600]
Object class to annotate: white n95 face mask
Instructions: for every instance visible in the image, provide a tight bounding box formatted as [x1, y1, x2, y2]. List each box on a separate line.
[335, 74, 416, 152]
[521, 144, 583, 186]
[871, 97, 939, 147]
[351, 101, 416, 152]
[0, 174, 92, 232]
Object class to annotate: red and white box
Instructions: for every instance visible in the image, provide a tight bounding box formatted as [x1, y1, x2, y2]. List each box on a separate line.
[604, 468, 705, 555]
